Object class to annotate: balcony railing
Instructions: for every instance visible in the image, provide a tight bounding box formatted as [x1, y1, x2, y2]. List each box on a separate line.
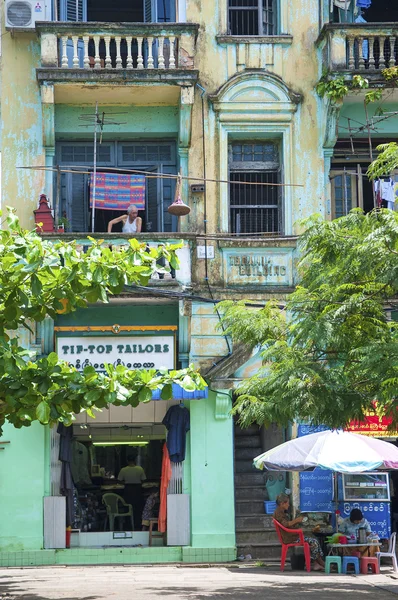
[36, 22, 199, 72]
[319, 23, 398, 75]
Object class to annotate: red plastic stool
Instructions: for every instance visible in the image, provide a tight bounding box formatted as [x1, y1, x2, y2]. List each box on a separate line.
[360, 557, 380, 574]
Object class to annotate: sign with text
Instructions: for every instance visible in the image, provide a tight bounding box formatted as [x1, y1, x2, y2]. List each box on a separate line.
[222, 248, 294, 287]
[339, 501, 391, 539]
[56, 335, 175, 372]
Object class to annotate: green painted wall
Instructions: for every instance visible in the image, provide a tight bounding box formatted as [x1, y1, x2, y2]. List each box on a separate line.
[189, 392, 235, 548]
[0, 423, 48, 551]
[55, 105, 179, 140]
[55, 303, 179, 328]
[338, 102, 398, 138]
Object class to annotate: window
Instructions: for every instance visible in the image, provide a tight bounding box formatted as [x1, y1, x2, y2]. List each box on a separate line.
[56, 141, 177, 234]
[228, 0, 275, 36]
[229, 142, 281, 234]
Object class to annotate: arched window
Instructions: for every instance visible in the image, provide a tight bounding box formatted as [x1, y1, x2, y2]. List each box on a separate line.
[228, 0, 276, 36]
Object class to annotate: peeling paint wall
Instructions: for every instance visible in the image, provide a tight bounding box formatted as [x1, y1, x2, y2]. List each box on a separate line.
[1, 33, 45, 229]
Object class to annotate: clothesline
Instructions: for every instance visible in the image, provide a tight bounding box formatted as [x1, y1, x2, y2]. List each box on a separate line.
[18, 165, 304, 188]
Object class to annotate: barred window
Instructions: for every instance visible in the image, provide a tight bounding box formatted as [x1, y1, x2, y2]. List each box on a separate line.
[228, 0, 275, 36]
[229, 142, 281, 235]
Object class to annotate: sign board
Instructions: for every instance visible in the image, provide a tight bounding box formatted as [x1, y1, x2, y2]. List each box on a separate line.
[300, 469, 334, 513]
[56, 335, 175, 372]
[347, 414, 398, 438]
[221, 248, 294, 287]
[339, 502, 391, 539]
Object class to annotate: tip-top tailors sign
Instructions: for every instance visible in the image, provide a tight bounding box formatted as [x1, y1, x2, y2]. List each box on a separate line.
[56, 336, 175, 372]
[222, 248, 294, 287]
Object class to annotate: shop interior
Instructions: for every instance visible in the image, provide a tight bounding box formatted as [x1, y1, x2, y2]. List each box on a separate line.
[68, 423, 166, 543]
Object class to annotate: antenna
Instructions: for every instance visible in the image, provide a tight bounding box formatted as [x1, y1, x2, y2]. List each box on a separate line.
[78, 104, 126, 232]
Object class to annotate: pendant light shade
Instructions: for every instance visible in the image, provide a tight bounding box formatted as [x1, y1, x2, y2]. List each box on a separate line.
[168, 173, 190, 216]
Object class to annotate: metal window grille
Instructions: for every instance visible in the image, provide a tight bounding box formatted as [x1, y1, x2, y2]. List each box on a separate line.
[228, 0, 275, 36]
[229, 142, 281, 234]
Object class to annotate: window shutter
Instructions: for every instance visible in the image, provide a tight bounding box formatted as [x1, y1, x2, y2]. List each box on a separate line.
[60, 0, 87, 21]
[144, 0, 154, 22]
[146, 170, 159, 232]
[61, 172, 88, 232]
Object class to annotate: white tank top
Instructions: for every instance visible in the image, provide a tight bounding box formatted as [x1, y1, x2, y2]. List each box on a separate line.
[122, 218, 137, 233]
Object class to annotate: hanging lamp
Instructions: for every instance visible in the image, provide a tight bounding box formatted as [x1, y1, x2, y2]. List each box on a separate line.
[167, 173, 190, 216]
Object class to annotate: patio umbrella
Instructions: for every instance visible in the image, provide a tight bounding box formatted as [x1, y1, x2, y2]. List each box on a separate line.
[253, 429, 398, 474]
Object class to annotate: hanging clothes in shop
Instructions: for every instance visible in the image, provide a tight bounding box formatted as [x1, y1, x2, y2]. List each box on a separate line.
[374, 178, 396, 210]
[158, 443, 172, 534]
[71, 439, 92, 486]
[162, 404, 190, 463]
[57, 424, 75, 527]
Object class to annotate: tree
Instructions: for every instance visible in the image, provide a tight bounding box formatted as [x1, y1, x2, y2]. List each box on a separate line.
[219, 209, 398, 430]
[0, 208, 205, 433]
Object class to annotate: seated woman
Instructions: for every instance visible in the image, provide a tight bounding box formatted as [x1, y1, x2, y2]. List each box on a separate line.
[338, 508, 377, 556]
[339, 508, 371, 538]
[107, 204, 142, 234]
[273, 493, 325, 571]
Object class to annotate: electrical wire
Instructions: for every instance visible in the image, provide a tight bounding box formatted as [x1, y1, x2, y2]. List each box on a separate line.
[18, 164, 303, 188]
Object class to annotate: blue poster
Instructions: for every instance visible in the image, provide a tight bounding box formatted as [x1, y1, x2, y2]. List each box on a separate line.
[300, 469, 334, 512]
[339, 501, 391, 539]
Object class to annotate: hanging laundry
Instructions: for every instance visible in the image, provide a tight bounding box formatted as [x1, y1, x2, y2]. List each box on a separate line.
[374, 178, 395, 210]
[356, 0, 371, 8]
[90, 173, 146, 211]
[162, 404, 190, 463]
[331, 0, 351, 11]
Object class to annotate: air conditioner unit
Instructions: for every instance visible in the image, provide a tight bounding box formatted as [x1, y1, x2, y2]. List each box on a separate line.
[5, 0, 49, 29]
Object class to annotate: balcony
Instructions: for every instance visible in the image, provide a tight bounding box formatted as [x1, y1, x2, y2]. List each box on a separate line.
[319, 23, 398, 81]
[36, 22, 199, 92]
[40, 232, 193, 288]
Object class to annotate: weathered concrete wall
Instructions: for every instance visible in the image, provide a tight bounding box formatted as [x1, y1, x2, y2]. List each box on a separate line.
[1, 33, 45, 229]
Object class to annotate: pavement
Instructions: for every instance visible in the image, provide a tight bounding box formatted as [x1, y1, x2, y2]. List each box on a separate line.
[0, 565, 398, 599]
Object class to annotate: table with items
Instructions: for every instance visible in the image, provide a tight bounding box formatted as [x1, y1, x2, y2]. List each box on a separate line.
[327, 542, 380, 557]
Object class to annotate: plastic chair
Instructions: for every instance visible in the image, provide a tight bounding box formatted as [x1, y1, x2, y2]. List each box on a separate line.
[102, 493, 134, 531]
[376, 532, 398, 573]
[272, 518, 311, 572]
[325, 556, 342, 574]
[361, 557, 380, 574]
[342, 556, 360, 574]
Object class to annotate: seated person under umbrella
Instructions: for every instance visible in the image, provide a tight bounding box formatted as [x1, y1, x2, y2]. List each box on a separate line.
[273, 493, 325, 571]
[338, 508, 377, 556]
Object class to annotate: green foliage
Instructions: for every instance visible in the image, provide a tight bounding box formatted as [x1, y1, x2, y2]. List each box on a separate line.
[367, 143, 398, 180]
[382, 66, 398, 83]
[315, 74, 369, 102]
[219, 210, 398, 430]
[0, 208, 206, 432]
[316, 75, 349, 102]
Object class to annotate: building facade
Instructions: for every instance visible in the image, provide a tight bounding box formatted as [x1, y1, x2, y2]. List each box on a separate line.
[0, 0, 397, 566]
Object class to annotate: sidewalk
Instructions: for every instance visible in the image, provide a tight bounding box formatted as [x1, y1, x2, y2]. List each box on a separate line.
[0, 565, 397, 599]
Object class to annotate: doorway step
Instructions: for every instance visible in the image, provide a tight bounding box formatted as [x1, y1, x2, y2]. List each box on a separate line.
[234, 424, 280, 560]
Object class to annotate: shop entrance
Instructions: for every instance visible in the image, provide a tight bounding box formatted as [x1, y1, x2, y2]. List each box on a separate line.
[50, 420, 173, 549]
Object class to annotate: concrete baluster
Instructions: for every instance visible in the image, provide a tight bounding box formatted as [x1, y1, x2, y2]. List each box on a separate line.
[147, 37, 154, 69]
[389, 36, 395, 67]
[169, 36, 176, 68]
[379, 36, 386, 68]
[137, 37, 144, 69]
[126, 36, 133, 69]
[115, 36, 123, 68]
[358, 38, 365, 69]
[83, 36, 90, 69]
[61, 36, 69, 68]
[368, 36, 375, 69]
[72, 35, 79, 68]
[104, 35, 112, 68]
[158, 37, 165, 69]
[93, 35, 101, 69]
